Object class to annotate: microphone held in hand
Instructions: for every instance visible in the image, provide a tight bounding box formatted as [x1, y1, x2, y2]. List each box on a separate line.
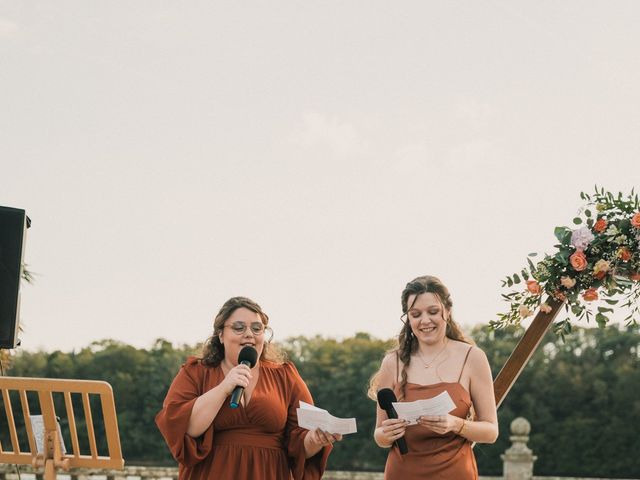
[377, 388, 409, 455]
[229, 346, 258, 408]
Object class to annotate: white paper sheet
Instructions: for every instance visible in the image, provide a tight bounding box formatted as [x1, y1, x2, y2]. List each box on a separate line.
[296, 401, 357, 435]
[30, 415, 67, 454]
[392, 390, 456, 425]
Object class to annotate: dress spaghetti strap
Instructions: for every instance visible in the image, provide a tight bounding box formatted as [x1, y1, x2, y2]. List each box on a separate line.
[458, 346, 474, 383]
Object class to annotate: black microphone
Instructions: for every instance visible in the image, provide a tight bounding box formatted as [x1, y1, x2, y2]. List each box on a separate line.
[229, 346, 258, 408]
[377, 388, 408, 455]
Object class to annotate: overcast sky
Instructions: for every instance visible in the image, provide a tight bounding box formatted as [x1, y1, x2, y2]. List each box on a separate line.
[2, 1, 639, 352]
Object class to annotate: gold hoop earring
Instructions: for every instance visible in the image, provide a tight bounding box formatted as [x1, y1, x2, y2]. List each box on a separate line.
[265, 326, 274, 343]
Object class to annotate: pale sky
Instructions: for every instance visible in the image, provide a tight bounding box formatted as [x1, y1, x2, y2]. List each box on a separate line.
[2, 1, 639, 352]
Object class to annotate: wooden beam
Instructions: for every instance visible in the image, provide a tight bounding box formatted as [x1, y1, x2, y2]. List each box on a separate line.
[493, 297, 564, 409]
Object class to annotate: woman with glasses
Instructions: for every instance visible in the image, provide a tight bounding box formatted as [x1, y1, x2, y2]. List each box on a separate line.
[369, 276, 498, 479]
[156, 296, 340, 480]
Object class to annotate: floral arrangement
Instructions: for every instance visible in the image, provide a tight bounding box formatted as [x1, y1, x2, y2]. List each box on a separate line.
[493, 187, 640, 337]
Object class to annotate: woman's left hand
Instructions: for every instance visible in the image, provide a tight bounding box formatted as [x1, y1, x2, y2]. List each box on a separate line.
[417, 414, 461, 435]
[303, 428, 342, 458]
[308, 428, 343, 446]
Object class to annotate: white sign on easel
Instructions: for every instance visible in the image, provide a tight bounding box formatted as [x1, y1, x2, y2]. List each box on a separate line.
[30, 415, 67, 454]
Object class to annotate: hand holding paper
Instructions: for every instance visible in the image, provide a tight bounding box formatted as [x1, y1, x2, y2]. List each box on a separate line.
[296, 401, 357, 435]
[392, 390, 456, 425]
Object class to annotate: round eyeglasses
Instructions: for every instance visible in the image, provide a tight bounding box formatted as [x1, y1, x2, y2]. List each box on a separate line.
[224, 321, 272, 337]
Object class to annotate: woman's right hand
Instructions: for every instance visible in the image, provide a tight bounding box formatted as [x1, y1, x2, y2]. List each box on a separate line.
[219, 364, 252, 396]
[377, 418, 408, 447]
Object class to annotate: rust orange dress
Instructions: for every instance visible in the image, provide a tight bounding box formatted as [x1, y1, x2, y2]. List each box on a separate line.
[384, 348, 477, 479]
[155, 357, 331, 480]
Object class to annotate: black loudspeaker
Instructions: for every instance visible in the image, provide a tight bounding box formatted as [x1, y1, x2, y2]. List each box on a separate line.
[0, 206, 29, 349]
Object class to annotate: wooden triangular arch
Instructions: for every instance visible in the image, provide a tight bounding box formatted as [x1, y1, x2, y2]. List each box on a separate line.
[493, 297, 562, 408]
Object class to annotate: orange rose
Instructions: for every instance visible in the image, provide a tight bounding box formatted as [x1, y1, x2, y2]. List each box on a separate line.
[593, 217, 608, 233]
[630, 272, 640, 281]
[618, 247, 632, 261]
[593, 270, 606, 280]
[526, 280, 542, 295]
[570, 250, 588, 271]
[632, 212, 640, 228]
[583, 288, 599, 302]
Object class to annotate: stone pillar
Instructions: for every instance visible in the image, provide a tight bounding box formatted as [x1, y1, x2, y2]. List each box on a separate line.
[501, 417, 536, 480]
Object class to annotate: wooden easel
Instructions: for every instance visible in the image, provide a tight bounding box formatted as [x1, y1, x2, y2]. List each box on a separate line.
[0, 377, 124, 480]
[493, 297, 564, 408]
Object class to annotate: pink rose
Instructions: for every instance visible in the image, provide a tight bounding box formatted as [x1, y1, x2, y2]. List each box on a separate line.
[632, 212, 640, 228]
[570, 250, 588, 272]
[540, 303, 553, 314]
[560, 276, 576, 289]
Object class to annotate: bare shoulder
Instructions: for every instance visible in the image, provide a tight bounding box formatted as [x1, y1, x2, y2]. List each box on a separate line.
[447, 341, 488, 367]
[381, 351, 399, 368]
[465, 345, 492, 375]
[448, 339, 477, 356]
[468, 344, 489, 361]
[378, 351, 400, 387]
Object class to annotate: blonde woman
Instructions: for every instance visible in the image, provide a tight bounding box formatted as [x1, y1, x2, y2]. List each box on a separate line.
[370, 276, 498, 479]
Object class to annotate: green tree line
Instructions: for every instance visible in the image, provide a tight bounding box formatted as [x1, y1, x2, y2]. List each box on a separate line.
[1, 326, 638, 477]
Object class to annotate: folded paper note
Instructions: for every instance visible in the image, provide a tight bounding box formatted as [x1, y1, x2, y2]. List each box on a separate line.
[392, 390, 456, 425]
[296, 401, 357, 435]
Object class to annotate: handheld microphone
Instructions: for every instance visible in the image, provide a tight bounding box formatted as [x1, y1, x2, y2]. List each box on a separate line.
[229, 346, 258, 408]
[377, 388, 408, 455]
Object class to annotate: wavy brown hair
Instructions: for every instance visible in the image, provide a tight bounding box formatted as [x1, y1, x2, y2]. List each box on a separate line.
[200, 296, 286, 367]
[369, 275, 473, 400]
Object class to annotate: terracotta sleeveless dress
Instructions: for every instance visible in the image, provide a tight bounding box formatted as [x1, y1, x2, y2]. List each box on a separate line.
[384, 347, 478, 480]
[155, 357, 331, 480]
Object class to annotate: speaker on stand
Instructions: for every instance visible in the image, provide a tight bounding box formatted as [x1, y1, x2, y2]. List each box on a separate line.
[0, 206, 31, 349]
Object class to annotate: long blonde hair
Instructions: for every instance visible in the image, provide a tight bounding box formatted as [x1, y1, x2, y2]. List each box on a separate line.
[368, 275, 473, 400]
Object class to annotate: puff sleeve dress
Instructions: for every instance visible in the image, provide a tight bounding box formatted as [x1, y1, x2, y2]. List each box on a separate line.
[156, 357, 331, 480]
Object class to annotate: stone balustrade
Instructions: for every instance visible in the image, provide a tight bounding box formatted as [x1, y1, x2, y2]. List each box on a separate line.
[1, 418, 637, 480]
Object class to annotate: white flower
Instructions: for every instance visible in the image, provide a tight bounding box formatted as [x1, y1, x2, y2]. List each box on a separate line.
[614, 235, 628, 245]
[571, 227, 595, 250]
[540, 303, 553, 314]
[518, 305, 533, 318]
[605, 225, 620, 237]
[536, 263, 550, 278]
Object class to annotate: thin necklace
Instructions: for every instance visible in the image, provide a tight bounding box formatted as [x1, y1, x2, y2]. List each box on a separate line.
[417, 340, 448, 369]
